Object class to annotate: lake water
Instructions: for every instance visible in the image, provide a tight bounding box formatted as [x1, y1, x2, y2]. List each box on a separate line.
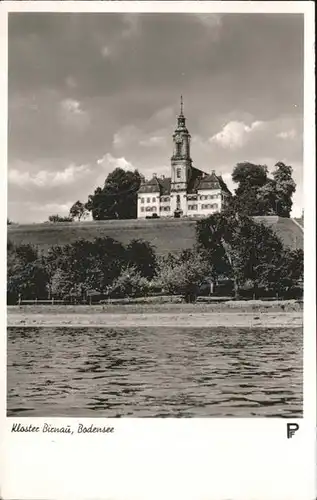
[7, 326, 303, 417]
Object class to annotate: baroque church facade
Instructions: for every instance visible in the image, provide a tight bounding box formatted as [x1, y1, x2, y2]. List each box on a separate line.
[137, 97, 231, 219]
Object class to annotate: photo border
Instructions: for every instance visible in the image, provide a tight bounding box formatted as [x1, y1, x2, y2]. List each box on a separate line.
[1, 2, 315, 499]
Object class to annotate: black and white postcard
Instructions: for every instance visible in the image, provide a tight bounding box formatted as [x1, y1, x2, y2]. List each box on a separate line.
[0, 1, 315, 499]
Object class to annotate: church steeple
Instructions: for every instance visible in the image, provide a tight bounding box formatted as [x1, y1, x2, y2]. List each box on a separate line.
[171, 96, 192, 194]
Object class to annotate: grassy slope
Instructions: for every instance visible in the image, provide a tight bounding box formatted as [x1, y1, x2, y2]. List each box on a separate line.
[7, 216, 303, 255]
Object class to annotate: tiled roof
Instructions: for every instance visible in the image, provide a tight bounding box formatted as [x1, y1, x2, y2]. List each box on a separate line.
[187, 167, 204, 193]
[217, 174, 232, 194]
[157, 177, 171, 195]
[138, 176, 171, 195]
[196, 171, 231, 194]
[138, 176, 161, 194]
[138, 170, 231, 195]
[196, 171, 220, 191]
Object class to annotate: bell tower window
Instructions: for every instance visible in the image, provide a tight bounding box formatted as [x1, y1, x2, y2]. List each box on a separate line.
[176, 168, 181, 179]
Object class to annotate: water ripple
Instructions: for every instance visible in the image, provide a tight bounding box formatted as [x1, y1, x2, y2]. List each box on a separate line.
[7, 326, 302, 417]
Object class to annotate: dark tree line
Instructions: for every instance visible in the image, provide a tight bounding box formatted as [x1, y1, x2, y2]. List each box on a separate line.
[7, 238, 156, 304]
[8, 208, 303, 304]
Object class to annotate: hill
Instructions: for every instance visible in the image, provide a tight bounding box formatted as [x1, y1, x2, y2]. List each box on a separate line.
[7, 216, 303, 256]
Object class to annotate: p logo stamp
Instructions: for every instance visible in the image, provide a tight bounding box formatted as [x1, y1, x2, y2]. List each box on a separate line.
[287, 423, 299, 439]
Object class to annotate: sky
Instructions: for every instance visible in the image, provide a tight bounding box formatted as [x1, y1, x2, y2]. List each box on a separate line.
[8, 12, 304, 223]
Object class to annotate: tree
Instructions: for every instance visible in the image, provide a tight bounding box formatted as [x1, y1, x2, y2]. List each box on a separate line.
[229, 162, 268, 216]
[274, 248, 303, 295]
[7, 243, 48, 303]
[69, 200, 88, 221]
[109, 266, 150, 299]
[43, 237, 127, 297]
[85, 168, 141, 220]
[48, 214, 73, 223]
[196, 212, 287, 299]
[50, 268, 76, 300]
[154, 249, 210, 302]
[272, 162, 296, 217]
[232, 162, 268, 187]
[229, 161, 296, 217]
[125, 239, 157, 279]
[256, 179, 278, 216]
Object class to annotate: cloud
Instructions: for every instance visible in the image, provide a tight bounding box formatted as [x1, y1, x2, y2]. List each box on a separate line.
[101, 45, 111, 58]
[139, 136, 166, 147]
[9, 153, 136, 191]
[209, 120, 266, 149]
[97, 153, 134, 171]
[277, 129, 297, 140]
[60, 98, 83, 115]
[113, 124, 168, 150]
[58, 98, 90, 131]
[113, 125, 140, 148]
[8, 153, 138, 222]
[8, 163, 91, 189]
[65, 76, 77, 89]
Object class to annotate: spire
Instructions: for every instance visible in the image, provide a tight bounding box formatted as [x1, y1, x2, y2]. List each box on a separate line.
[175, 95, 188, 133]
[180, 95, 184, 116]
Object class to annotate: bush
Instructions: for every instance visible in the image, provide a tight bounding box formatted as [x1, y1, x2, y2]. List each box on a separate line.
[109, 267, 150, 298]
[154, 250, 210, 302]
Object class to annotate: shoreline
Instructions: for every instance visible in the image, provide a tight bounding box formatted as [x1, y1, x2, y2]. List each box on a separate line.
[7, 310, 302, 328]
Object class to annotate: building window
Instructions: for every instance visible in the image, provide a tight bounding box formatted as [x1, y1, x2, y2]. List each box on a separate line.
[152, 197, 156, 202]
[141, 207, 144, 212]
[188, 204, 198, 211]
[141, 198, 145, 203]
[176, 168, 181, 179]
[152, 206, 157, 212]
[146, 197, 150, 203]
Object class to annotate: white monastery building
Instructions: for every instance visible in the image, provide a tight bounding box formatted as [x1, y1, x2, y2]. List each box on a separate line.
[137, 97, 231, 219]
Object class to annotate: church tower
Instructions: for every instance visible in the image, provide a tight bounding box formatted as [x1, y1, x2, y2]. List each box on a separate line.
[171, 96, 192, 193]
